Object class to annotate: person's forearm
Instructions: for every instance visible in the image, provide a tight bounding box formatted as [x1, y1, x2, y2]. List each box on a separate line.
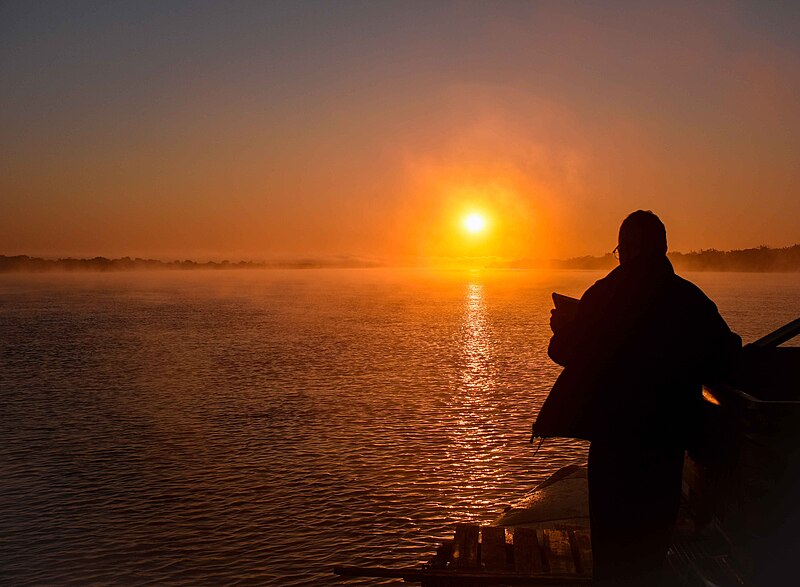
[548, 326, 577, 366]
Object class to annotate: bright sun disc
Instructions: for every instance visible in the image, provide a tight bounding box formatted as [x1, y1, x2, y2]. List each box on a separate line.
[463, 212, 486, 234]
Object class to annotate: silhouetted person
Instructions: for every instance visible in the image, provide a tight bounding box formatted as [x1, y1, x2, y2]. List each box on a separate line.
[533, 210, 741, 586]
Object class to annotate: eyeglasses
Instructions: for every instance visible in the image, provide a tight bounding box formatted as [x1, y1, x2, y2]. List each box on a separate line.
[612, 246, 619, 260]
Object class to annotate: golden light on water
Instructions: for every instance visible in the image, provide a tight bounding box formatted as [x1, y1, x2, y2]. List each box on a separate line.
[443, 278, 504, 509]
[461, 281, 494, 391]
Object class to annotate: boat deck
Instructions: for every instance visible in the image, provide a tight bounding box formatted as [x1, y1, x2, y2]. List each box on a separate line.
[334, 515, 745, 585]
[335, 523, 592, 585]
[333, 460, 749, 585]
[334, 317, 800, 586]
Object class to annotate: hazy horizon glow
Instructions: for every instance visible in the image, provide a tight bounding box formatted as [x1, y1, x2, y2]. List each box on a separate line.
[2, 1, 799, 262]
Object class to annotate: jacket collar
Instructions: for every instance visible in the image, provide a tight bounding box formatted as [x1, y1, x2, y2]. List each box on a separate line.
[612, 254, 674, 278]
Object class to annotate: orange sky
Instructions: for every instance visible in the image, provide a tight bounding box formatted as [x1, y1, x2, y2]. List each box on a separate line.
[1, 2, 799, 262]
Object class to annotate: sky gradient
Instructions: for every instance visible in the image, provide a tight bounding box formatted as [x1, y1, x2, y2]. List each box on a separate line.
[2, 1, 799, 262]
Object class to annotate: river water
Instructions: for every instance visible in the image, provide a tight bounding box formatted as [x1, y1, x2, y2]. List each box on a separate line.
[1, 269, 798, 585]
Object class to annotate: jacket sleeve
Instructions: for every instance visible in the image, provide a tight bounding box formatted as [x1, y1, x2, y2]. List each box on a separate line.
[694, 295, 742, 382]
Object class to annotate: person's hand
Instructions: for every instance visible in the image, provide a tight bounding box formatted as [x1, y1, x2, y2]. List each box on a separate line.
[550, 308, 573, 334]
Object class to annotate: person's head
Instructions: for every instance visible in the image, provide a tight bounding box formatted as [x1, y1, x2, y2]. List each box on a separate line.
[616, 210, 667, 264]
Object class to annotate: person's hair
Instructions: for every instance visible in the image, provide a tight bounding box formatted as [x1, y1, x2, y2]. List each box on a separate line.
[618, 210, 667, 256]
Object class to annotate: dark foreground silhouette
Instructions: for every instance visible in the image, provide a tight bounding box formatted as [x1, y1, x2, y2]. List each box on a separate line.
[533, 210, 742, 586]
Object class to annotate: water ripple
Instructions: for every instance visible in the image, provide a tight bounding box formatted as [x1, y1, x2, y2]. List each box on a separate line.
[1, 269, 797, 585]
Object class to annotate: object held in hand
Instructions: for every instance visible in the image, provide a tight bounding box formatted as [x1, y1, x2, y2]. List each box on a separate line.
[552, 292, 579, 318]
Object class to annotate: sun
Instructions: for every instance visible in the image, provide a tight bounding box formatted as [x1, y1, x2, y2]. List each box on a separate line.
[463, 212, 487, 234]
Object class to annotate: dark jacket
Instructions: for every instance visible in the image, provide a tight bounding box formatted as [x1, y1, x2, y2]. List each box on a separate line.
[532, 255, 741, 444]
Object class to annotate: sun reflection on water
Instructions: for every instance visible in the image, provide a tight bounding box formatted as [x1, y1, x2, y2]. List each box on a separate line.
[441, 277, 510, 519]
[460, 282, 495, 395]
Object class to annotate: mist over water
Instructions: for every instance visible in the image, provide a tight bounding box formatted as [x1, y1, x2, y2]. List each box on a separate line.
[1, 269, 798, 586]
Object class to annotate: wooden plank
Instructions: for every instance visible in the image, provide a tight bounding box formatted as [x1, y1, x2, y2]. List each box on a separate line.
[480, 526, 507, 571]
[429, 539, 452, 569]
[513, 527, 545, 573]
[542, 529, 576, 575]
[334, 565, 428, 579]
[569, 529, 593, 576]
[450, 523, 479, 569]
[334, 565, 592, 584]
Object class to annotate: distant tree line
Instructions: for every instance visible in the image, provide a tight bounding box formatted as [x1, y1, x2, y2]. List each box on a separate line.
[552, 245, 800, 272]
[550, 254, 617, 270]
[2, 246, 799, 272]
[490, 245, 800, 272]
[0, 255, 262, 272]
[0, 255, 379, 272]
[668, 245, 800, 272]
